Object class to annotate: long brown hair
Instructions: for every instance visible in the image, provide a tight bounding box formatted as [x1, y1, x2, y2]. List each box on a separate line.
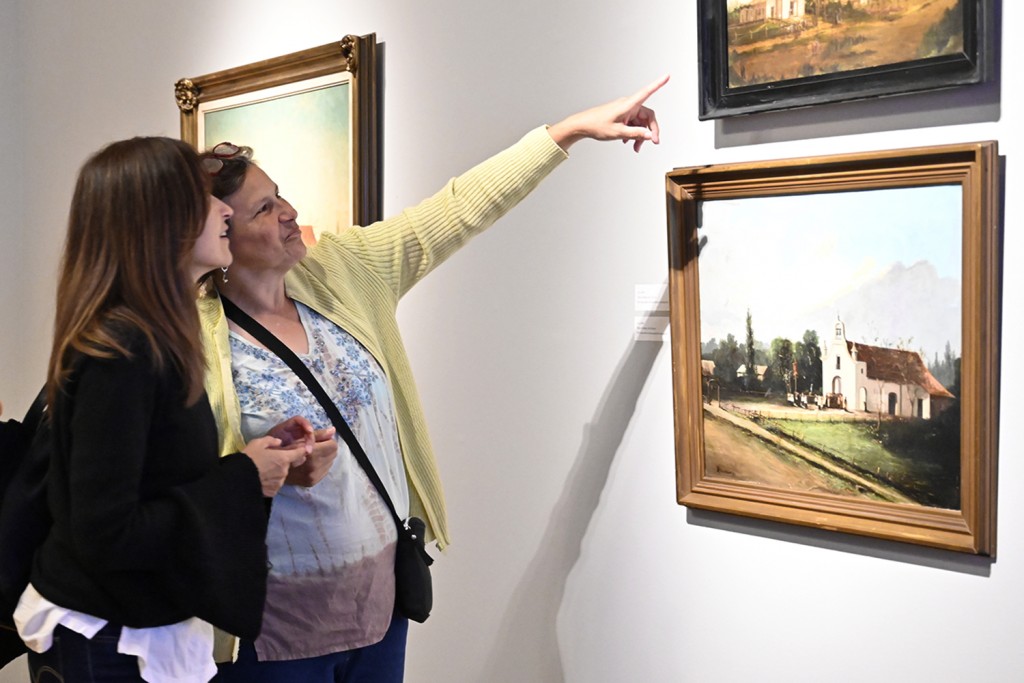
[48, 137, 211, 406]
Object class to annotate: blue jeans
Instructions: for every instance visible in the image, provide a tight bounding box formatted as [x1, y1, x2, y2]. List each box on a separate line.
[212, 616, 408, 683]
[27, 623, 145, 683]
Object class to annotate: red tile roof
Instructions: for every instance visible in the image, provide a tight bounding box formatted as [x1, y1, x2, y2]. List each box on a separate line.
[848, 342, 954, 398]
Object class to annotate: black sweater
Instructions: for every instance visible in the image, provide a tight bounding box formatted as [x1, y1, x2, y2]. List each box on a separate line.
[31, 333, 269, 639]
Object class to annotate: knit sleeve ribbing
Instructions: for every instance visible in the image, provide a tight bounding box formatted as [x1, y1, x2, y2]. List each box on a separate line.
[314, 126, 567, 299]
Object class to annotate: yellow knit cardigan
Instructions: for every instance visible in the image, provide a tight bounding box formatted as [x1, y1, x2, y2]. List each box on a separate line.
[199, 126, 566, 555]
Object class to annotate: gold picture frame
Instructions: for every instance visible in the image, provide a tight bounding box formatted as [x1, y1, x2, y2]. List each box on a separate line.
[666, 141, 1000, 555]
[175, 34, 381, 239]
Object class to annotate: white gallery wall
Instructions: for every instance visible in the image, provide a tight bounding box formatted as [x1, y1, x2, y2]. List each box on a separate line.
[0, 1, 1020, 681]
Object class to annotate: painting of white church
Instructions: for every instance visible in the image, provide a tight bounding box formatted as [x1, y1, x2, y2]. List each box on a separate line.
[822, 317, 954, 419]
[736, 0, 806, 24]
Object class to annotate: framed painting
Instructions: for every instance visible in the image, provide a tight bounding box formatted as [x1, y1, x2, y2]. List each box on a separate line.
[175, 34, 381, 243]
[665, 141, 1000, 555]
[698, 0, 992, 119]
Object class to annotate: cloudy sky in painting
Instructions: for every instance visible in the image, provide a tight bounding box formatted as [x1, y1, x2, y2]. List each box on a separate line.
[697, 185, 962, 361]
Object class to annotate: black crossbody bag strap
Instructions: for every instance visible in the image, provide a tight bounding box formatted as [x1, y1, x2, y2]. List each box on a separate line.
[220, 295, 406, 530]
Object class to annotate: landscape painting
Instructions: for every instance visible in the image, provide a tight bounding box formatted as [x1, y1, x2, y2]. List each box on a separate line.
[726, 0, 965, 88]
[697, 187, 961, 510]
[666, 142, 1000, 554]
[697, 0, 987, 117]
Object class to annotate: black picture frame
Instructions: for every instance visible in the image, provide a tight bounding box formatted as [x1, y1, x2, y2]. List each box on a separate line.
[698, 0, 992, 119]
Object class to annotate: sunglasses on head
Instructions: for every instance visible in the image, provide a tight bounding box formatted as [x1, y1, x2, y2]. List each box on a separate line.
[200, 142, 249, 175]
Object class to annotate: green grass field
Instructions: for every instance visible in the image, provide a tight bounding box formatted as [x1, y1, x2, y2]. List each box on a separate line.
[760, 417, 960, 509]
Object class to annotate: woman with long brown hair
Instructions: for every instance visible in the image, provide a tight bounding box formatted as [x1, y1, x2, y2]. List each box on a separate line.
[14, 136, 331, 682]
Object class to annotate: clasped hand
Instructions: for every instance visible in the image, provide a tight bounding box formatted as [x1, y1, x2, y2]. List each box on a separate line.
[242, 416, 338, 496]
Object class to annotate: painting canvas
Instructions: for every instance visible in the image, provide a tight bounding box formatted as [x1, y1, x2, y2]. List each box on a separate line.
[728, 0, 964, 87]
[699, 0, 989, 117]
[666, 142, 1000, 554]
[698, 187, 962, 510]
[199, 75, 353, 245]
[175, 35, 380, 240]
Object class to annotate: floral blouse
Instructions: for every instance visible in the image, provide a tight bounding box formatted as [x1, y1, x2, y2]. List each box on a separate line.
[230, 302, 409, 660]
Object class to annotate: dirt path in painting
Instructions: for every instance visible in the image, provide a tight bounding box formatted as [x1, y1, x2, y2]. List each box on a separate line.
[702, 405, 914, 503]
[731, 0, 961, 85]
[703, 413, 851, 494]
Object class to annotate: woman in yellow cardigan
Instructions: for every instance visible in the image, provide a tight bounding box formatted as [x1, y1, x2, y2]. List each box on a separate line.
[201, 76, 667, 682]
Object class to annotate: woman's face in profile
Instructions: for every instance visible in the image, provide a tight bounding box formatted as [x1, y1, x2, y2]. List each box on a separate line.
[190, 195, 234, 282]
[221, 165, 306, 276]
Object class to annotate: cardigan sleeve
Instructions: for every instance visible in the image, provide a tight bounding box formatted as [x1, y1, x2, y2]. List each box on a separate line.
[313, 126, 567, 300]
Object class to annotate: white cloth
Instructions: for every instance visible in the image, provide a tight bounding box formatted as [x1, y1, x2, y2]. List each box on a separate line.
[15, 583, 217, 683]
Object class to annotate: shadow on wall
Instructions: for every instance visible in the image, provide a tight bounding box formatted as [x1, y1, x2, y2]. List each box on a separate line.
[480, 312, 668, 683]
[715, 76, 1000, 148]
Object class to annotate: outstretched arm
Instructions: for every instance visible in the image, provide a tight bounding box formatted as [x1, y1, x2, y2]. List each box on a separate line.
[547, 75, 669, 153]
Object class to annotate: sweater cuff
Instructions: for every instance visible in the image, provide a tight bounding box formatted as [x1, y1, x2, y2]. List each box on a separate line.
[532, 125, 571, 163]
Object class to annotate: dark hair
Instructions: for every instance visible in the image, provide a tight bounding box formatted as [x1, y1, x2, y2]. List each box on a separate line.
[198, 144, 255, 200]
[48, 137, 211, 406]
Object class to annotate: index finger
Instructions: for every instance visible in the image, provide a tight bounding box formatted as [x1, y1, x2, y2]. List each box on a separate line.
[626, 74, 670, 108]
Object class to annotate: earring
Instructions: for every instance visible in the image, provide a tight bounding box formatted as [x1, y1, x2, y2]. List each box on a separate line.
[221, 266, 229, 284]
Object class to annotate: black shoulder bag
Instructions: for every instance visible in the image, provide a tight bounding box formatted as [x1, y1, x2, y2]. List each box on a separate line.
[0, 387, 51, 666]
[220, 296, 433, 623]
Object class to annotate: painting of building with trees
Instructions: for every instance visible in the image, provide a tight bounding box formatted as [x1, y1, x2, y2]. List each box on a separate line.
[725, 0, 965, 88]
[697, 185, 962, 510]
